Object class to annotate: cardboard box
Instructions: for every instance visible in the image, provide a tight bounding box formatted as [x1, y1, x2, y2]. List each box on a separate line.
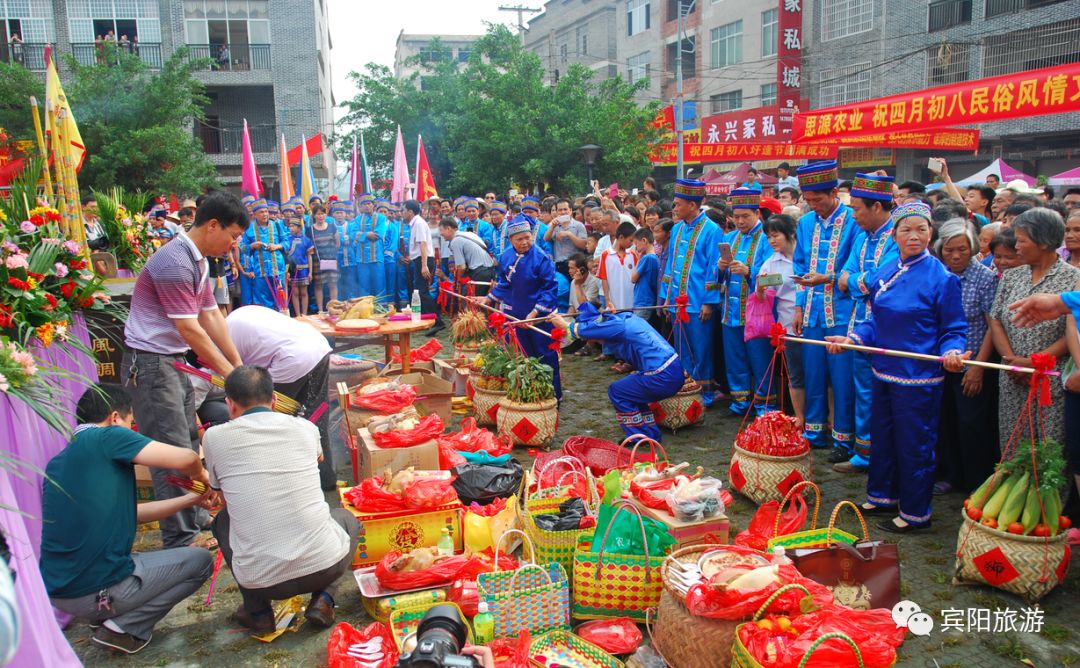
[134, 464, 155, 502]
[353, 427, 439, 483]
[340, 488, 463, 567]
[629, 498, 730, 548]
[345, 373, 454, 424]
[435, 358, 470, 396]
[378, 361, 439, 377]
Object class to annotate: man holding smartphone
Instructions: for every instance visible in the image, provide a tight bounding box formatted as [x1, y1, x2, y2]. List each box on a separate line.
[545, 197, 588, 278]
[791, 161, 860, 462]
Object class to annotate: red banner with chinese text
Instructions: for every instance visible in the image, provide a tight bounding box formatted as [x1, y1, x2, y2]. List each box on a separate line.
[776, 0, 803, 129]
[652, 142, 838, 165]
[821, 128, 980, 150]
[793, 62, 1080, 142]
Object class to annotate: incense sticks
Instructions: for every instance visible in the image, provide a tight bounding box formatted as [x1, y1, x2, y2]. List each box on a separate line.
[171, 361, 302, 414]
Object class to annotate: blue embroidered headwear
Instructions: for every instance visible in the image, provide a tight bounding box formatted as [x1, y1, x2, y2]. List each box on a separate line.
[673, 178, 706, 202]
[463, 199, 480, 211]
[729, 187, 761, 210]
[251, 198, 268, 212]
[521, 196, 540, 213]
[797, 161, 839, 192]
[505, 214, 533, 238]
[358, 194, 376, 205]
[308, 194, 324, 204]
[241, 194, 256, 205]
[850, 173, 895, 202]
[892, 202, 932, 224]
[490, 201, 507, 214]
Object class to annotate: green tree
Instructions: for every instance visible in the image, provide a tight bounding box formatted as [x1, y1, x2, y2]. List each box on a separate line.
[0, 62, 45, 140]
[65, 43, 218, 196]
[337, 26, 661, 196]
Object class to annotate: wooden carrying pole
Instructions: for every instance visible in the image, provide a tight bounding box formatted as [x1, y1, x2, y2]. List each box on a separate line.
[439, 286, 553, 338]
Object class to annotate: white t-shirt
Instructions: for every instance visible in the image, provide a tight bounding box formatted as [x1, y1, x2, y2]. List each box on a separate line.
[758, 252, 797, 333]
[597, 248, 638, 311]
[227, 305, 331, 383]
[204, 411, 349, 589]
[408, 215, 432, 260]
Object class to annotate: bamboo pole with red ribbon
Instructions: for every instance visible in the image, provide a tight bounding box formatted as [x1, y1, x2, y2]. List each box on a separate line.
[438, 284, 553, 338]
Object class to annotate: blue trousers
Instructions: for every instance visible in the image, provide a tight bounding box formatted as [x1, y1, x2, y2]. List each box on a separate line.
[357, 263, 385, 301]
[609, 359, 685, 442]
[239, 276, 252, 306]
[672, 317, 715, 405]
[247, 276, 279, 309]
[852, 351, 874, 462]
[867, 379, 942, 526]
[396, 261, 409, 305]
[722, 325, 777, 416]
[337, 264, 358, 300]
[383, 260, 397, 307]
[801, 325, 855, 450]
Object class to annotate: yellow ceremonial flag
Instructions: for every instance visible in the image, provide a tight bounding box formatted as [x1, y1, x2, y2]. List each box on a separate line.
[278, 134, 293, 202]
[45, 50, 85, 173]
[299, 134, 314, 205]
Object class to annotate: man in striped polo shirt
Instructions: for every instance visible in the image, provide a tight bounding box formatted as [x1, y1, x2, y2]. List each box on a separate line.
[121, 191, 247, 549]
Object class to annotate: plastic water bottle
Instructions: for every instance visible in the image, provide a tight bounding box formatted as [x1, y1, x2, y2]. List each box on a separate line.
[473, 602, 494, 645]
[410, 289, 421, 323]
[771, 545, 792, 565]
[437, 527, 454, 557]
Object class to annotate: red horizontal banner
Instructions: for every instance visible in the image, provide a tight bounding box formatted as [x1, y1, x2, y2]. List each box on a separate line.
[286, 134, 323, 166]
[793, 62, 1080, 142]
[651, 142, 838, 164]
[823, 128, 980, 151]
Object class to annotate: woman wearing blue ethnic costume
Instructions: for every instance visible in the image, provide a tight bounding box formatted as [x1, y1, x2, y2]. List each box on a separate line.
[486, 214, 562, 400]
[826, 202, 969, 534]
[554, 304, 684, 442]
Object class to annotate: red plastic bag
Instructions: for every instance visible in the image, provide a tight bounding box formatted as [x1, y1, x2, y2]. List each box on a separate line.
[684, 563, 834, 621]
[456, 548, 518, 579]
[344, 478, 408, 512]
[437, 418, 513, 456]
[343, 476, 457, 513]
[439, 441, 467, 470]
[736, 606, 903, 668]
[447, 579, 480, 617]
[391, 338, 442, 363]
[406, 476, 459, 509]
[372, 413, 445, 448]
[744, 290, 776, 341]
[734, 495, 808, 551]
[576, 618, 643, 655]
[490, 630, 532, 668]
[468, 497, 507, 517]
[374, 550, 518, 591]
[326, 621, 397, 668]
[351, 384, 417, 413]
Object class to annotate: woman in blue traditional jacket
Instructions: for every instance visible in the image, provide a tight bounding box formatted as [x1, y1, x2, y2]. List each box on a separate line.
[487, 214, 562, 400]
[555, 304, 685, 442]
[826, 202, 969, 533]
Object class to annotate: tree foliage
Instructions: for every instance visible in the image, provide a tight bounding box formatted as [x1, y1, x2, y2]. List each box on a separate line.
[338, 25, 662, 195]
[0, 62, 45, 140]
[64, 44, 219, 196]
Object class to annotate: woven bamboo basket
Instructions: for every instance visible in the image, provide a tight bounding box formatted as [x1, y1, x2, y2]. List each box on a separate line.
[453, 340, 486, 359]
[468, 381, 506, 427]
[728, 444, 812, 505]
[649, 543, 770, 668]
[498, 398, 559, 447]
[650, 386, 705, 432]
[953, 510, 1071, 603]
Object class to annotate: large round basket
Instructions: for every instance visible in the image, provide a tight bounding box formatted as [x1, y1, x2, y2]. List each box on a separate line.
[649, 387, 705, 432]
[467, 381, 506, 428]
[953, 509, 1071, 603]
[328, 355, 378, 402]
[497, 398, 559, 447]
[728, 444, 811, 505]
[453, 340, 486, 359]
[651, 544, 771, 668]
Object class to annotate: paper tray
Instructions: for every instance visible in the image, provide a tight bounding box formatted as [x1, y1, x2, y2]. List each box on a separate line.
[353, 566, 453, 599]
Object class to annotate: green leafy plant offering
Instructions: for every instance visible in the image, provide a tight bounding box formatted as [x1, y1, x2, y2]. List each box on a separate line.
[505, 356, 555, 404]
[475, 342, 513, 391]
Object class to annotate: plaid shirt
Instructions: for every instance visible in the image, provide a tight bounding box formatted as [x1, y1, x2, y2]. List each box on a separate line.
[959, 259, 998, 354]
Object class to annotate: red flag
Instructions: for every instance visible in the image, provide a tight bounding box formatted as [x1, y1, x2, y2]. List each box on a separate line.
[415, 135, 439, 201]
[285, 134, 323, 166]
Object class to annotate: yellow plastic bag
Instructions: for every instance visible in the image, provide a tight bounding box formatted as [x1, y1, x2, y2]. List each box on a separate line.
[464, 495, 519, 554]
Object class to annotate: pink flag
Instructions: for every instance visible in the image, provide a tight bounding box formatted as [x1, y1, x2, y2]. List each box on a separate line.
[348, 135, 359, 198]
[241, 118, 262, 197]
[391, 126, 410, 203]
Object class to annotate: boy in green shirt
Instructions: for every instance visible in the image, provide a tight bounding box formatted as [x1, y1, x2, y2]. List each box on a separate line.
[41, 384, 215, 655]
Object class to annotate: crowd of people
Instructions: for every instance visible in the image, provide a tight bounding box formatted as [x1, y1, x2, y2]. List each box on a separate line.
[36, 163, 1080, 656]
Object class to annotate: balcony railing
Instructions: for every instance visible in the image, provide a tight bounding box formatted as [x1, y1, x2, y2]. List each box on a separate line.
[71, 42, 162, 68]
[929, 0, 972, 31]
[197, 122, 276, 155]
[185, 44, 271, 71]
[986, 0, 1063, 16]
[0, 42, 49, 70]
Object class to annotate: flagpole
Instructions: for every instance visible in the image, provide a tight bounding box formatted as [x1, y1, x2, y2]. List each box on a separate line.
[414, 134, 421, 201]
[29, 96, 53, 198]
[349, 135, 358, 198]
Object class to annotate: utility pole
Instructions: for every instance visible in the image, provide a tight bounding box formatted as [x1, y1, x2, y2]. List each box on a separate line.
[675, 0, 696, 178]
[498, 4, 541, 42]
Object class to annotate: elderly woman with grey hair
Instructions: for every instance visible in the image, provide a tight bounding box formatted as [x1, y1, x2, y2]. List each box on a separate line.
[933, 218, 1000, 494]
[989, 207, 1080, 447]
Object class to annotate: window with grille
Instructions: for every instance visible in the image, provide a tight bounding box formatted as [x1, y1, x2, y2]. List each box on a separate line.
[926, 43, 970, 85]
[760, 82, 777, 106]
[0, 0, 56, 40]
[627, 0, 650, 36]
[928, 0, 971, 32]
[711, 20, 742, 68]
[761, 9, 777, 58]
[818, 62, 872, 106]
[711, 90, 742, 113]
[666, 37, 695, 78]
[628, 51, 650, 82]
[821, 0, 874, 42]
[982, 19, 1080, 76]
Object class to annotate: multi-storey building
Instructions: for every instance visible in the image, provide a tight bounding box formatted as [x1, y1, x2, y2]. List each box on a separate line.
[393, 31, 481, 85]
[0, 0, 337, 195]
[803, 0, 1080, 180]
